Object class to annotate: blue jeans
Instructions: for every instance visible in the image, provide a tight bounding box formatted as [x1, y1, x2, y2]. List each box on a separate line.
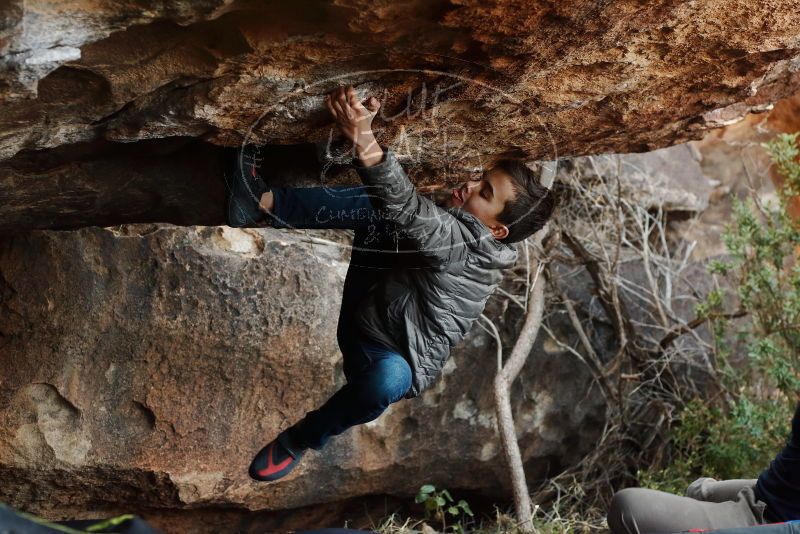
[266, 181, 413, 450]
[289, 335, 412, 450]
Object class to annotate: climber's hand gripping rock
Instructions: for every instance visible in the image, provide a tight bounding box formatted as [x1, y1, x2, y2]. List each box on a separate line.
[325, 85, 383, 167]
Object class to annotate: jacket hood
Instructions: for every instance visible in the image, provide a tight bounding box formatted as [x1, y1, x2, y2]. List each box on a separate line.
[445, 206, 519, 270]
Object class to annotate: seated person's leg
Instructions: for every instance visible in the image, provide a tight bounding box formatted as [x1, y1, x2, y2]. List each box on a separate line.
[607, 486, 764, 534]
[686, 477, 758, 503]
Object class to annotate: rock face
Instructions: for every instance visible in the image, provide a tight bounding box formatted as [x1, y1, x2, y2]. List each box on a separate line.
[4, 2, 800, 531]
[682, 92, 800, 259]
[2, 0, 800, 230]
[0, 225, 607, 530]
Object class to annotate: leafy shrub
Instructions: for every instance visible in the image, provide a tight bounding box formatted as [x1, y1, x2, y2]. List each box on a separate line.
[414, 484, 474, 533]
[642, 132, 800, 493]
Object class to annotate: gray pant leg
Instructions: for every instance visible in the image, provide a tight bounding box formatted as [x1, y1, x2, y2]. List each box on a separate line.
[608, 486, 767, 534]
[686, 477, 759, 503]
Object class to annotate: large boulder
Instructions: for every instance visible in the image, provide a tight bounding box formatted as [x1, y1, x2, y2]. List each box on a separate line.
[0, 224, 606, 529]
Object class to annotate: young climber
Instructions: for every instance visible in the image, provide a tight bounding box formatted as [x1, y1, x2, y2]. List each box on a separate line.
[224, 85, 557, 482]
[606, 400, 800, 533]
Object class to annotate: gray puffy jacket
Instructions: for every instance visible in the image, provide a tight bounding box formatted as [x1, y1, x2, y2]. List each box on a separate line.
[352, 148, 519, 399]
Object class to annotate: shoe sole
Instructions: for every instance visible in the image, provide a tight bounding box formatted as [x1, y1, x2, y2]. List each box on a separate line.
[249, 436, 304, 482]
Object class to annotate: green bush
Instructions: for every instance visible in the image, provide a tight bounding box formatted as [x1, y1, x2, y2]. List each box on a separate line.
[640, 397, 791, 494]
[641, 132, 800, 493]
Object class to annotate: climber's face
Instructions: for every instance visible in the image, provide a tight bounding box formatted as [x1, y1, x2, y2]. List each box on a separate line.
[443, 168, 517, 241]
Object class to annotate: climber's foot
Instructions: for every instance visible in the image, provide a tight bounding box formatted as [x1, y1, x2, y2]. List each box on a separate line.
[248, 428, 306, 482]
[225, 143, 270, 228]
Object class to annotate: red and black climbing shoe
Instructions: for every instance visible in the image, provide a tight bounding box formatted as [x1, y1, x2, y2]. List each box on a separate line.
[224, 143, 270, 228]
[248, 428, 306, 482]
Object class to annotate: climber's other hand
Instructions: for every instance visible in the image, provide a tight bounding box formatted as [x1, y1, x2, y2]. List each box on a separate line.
[325, 85, 380, 147]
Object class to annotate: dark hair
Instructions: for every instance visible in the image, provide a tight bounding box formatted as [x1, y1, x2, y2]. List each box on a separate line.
[492, 159, 557, 243]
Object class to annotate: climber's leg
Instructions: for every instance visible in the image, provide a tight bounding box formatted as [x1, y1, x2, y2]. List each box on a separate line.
[264, 183, 391, 231]
[285, 336, 412, 451]
[247, 329, 410, 482]
[607, 486, 766, 534]
[252, 137, 391, 230]
[263, 141, 409, 450]
[228, 136, 392, 230]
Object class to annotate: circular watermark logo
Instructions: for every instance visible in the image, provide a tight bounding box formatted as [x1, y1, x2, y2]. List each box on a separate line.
[230, 66, 558, 270]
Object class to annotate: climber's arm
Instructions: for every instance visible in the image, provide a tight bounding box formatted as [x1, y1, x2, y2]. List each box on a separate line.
[326, 85, 473, 267]
[353, 147, 474, 267]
